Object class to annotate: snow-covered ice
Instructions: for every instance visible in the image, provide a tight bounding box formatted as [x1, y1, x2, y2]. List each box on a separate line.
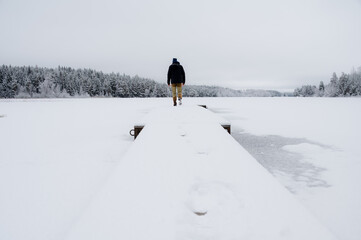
[209, 97, 361, 240]
[0, 97, 360, 240]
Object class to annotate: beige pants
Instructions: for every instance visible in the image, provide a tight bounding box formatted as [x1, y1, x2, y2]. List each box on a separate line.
[172, 83, 182, 99]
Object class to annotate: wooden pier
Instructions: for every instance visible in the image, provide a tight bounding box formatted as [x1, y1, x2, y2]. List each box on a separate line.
[67, 105, 336, 240]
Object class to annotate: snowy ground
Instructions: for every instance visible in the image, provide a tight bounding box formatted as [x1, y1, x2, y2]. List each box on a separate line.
[0, 97, 360, 240]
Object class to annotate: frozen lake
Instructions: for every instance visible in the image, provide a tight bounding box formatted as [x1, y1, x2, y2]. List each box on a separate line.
[0, 97, 360, 240]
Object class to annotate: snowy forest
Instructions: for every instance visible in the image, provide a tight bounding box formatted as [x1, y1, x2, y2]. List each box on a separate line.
[4, 64, 360, 99]
[0, 65, 281, 98]
[294, 67, 361, 97]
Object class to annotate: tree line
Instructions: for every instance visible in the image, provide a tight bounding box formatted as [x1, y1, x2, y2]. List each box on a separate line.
[0, 65, 281, 98]
[294, 67, 361, 97]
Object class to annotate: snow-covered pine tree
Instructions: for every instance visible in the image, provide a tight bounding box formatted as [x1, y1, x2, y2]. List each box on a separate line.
[318, 81, 325, 96]
[324, 72, 339, 97]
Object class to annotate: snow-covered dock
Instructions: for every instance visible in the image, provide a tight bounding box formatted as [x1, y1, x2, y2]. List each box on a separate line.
[130, 105, 230, 139]
[67, 105, 336, 240]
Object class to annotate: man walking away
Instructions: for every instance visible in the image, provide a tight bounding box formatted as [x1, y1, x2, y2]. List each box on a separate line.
[167, 58, 185, 106]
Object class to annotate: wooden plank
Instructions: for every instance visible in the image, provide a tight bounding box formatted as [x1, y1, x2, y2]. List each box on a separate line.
[222, 124, 231, 134]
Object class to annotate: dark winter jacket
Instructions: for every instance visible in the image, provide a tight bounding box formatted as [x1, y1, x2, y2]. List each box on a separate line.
[167, 63, 185, 85]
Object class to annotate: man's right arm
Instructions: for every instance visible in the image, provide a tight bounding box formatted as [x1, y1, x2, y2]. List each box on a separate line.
[181, 66, 185, 85]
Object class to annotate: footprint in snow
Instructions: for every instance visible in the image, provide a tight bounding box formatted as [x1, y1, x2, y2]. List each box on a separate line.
[186, 181, 244, 217]
[177, 181, 248, 240]
[178, 127, 187, 137]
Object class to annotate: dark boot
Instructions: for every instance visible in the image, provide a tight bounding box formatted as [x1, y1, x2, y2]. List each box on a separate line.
[173, 97, 177, 106]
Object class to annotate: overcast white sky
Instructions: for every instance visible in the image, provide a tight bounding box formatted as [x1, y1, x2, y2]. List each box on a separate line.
[1, 0, 360, 90]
